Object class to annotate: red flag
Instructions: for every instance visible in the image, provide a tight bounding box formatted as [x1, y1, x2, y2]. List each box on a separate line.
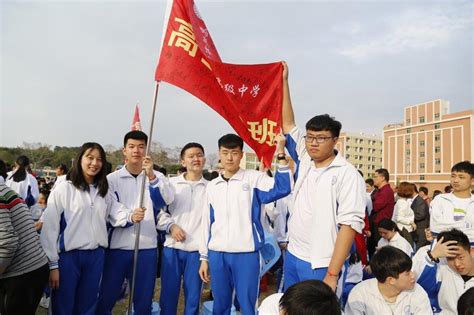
[131, 104, 142, 131]
[155, 0, 282, 167]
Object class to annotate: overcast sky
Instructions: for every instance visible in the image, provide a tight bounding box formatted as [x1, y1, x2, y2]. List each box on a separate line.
[1, 0, 472, 155]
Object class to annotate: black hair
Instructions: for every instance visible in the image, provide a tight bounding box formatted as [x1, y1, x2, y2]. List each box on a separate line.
[305, 114, 342, 138]
[437, 228, 471, 251]
[433, 190, 442, 199]
[123, 130, 148, 147]
[12, 155, 30, 182]
[458, 287, 474, 315]
[67, 142, 108, 197]
[370, 246, 412, 283]
[419, 186, 428, 195]
[279, 280, 341, 315]
[411, 183, 418, 194]
[444, 185, 453, 193]
[0, 160, 7, 180]
[365, 178, 374, 186]
[377, 218, 398, 232]
[104, 161, 113, 175]
[56, 163, 68, 175]
[357, 170, 364, 178]
[375, 168, 390, 182]
[451, 161, 474, 177]
[180, 142, 205, 159]
[218, 134, 243, 150]
[203, 171, 219, 181]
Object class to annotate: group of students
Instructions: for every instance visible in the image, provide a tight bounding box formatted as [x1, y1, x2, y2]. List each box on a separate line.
[0, 61, 473, 315]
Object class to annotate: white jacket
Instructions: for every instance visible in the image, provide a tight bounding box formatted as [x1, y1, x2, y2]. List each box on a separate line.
[377, 232, 414, 257]
[200, 166, 291, 260]
[430, 193, 474, 244]
[413, 245, 474, 314]
[345, 278, 432, 315]
[392, 198, 415, 232]
[40, 181, 134, 269]
[5, 172, 39, 204]
[157, 174, 207, 252]
[285, 126, 366, 268]
[106, 167, 174, 250]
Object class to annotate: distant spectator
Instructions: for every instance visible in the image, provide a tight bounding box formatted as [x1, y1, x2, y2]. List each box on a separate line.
[5, 156, 39, 207]
[411, 184, 430, 251]
[0, 160, 7, 185]
[444, 185, 453, 193]
[432, 190, 442, 200]
[368, 168, 395, 258]
[418, 186, 431, 206]
[391, 182, 415, 246]
[376, 219, 413, 257]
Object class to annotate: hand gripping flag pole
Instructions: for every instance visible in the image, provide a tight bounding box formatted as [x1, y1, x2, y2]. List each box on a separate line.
[127, 81, 160, 315]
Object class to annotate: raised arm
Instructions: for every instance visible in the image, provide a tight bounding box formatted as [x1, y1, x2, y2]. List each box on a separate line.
[282, 61, 296, 134]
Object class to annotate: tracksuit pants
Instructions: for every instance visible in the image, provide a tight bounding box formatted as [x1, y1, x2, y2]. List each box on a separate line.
[51, 248, 104, 315]
[208, 250, 260, 315]
[96, 248, 157, 315]
[159, 247, 202, 315]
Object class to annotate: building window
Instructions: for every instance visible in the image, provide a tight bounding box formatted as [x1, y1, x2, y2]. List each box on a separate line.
[420, 152, 425, 157]
[435, 169, 441, 173]
[419, 116, 425, 123]
[406, 138, 411, 145]
[406, 149, 410, 155]
[420, 163, 425, 169]
[435, 134, 440, 141]
[435, 113, 440, 119]
[407, 128, 411, 133]
[420, 175, 425, 180]
[434, 123, 440, 129]
[407, 118, 411, 124]
[346, 137, 350, 141]
[435, 158, 441, 165]
[435, 146, 441, 153]
[420, 140, 425, 146]
[346, 154, 350, 159]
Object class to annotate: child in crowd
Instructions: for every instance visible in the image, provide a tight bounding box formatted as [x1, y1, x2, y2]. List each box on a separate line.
[413, 229, 474, 314]
[377, 218, 414, 257]
[345, 246, 431, 315]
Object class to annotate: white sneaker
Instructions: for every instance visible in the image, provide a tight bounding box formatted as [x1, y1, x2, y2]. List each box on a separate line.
[39, 296, 50, 309]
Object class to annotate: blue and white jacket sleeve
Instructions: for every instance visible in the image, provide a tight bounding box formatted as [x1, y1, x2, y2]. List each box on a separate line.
[149, 172, 175, 210]
[412, 245, 441, 311]
[199, 191, 211, 261]
[254, 165, 292, 204]
[40, 188, 63, 270]
[284, 126, 305, 165]
[106, 191, 135, 227]
[156, 209, 175, 233]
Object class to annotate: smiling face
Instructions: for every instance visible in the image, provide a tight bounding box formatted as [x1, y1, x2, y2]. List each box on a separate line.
[304, 130, 337, 163]
[123, 138, 146, 166]
[81, 148, 103, 184]
[181, 147, 205, 174]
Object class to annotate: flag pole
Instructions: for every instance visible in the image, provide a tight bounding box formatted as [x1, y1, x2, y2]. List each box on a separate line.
[127, 81, 160, 314]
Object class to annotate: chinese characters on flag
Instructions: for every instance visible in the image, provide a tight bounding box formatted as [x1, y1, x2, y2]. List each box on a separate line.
[155, 0, 283, 167]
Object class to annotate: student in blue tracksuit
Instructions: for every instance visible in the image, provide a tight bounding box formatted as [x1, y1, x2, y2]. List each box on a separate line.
[157, 142, 208, 315]
[199, 133, 291, 315]
[281, 62, 366, 295]
[41, 142, 145, 315]
[96, 131, 174, 315]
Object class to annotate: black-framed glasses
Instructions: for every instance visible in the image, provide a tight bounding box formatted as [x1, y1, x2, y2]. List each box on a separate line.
[304, 135, 335, 143]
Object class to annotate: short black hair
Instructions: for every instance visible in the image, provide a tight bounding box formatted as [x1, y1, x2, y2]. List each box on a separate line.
[123, 130, 148, 147]
[370, 246, 412, 283]
[437, 228, 471, 251]
[305, 114, 342, 138]
[67, 142, 109, 197]
[180, 142, 205, 159]
[457, 287, 474, 315]
[218, 134, 243, 150]
[365, 178, 374, 186]
[279, 280, 341, 315]
[377, 218, 398, 232]
[419, 186, 428, 195]
[375, 168, 390, 182]
[451, 161, 474, 177]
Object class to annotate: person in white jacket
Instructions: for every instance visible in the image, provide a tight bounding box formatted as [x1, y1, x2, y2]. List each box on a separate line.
[96, 131, 174, 315]
[376, 218, 414, 257]
[156, 142, 207, 315]
[345, 246, 432, 315]
[392, 181, 416, 246]
[40, 142, 145, 315]
[412, 228, 474, 314]
[5, 155, 39, 207]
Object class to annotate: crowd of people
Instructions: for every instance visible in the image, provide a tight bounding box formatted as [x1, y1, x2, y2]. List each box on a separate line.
[0, 62, 473, 315]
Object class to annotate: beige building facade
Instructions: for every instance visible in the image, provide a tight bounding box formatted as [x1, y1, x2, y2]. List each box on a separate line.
[383, 99, 473, 193]
[336, 132, 383, 179]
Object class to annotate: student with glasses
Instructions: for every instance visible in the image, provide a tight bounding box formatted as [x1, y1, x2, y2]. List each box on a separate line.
[280, 62, 366, 296]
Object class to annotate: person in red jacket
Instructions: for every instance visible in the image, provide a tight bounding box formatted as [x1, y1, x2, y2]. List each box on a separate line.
[367, 168, 395, 258]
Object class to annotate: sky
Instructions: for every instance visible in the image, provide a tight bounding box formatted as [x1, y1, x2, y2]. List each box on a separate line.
[1, 0, 473, 155]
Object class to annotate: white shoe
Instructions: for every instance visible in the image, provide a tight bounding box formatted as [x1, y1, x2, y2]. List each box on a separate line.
[39, 296, 50, 309]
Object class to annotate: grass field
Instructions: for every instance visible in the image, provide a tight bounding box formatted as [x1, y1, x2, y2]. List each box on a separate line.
[35, 274, 277, 314]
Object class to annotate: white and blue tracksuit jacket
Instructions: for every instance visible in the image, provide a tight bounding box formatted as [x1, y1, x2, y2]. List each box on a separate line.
[199, 166, 291, 260]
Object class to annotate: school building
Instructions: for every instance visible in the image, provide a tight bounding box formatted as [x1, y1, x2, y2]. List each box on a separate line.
[383, 99, 473, 193]
[335, 132, 383, 179]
